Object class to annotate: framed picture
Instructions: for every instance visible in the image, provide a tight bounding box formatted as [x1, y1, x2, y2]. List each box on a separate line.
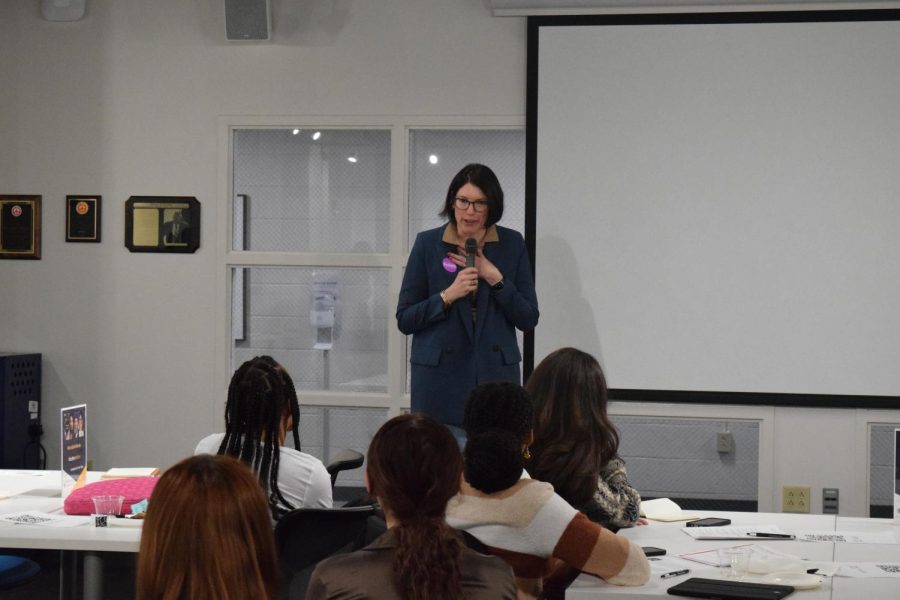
[66, 195, 101, 242]
[0, 195, 41, 259]
[125, 196, 200, 253]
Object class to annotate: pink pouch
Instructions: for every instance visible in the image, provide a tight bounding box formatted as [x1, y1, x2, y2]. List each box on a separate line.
[63, 477, 159, 515]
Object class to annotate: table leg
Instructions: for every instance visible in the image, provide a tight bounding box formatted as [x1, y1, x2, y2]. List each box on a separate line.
[83, 551, 104, 600]
[58, 550, 79, 600]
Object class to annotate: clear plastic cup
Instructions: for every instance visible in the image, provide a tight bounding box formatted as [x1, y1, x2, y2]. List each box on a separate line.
[92, 494, 125, 516]
[718, 547, 751, 580]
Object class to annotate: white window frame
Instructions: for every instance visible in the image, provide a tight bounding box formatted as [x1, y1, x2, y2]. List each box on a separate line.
[215, 115, 525, 420]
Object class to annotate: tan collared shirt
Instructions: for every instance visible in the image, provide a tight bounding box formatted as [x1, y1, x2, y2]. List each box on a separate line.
[441, 223, 500, 247]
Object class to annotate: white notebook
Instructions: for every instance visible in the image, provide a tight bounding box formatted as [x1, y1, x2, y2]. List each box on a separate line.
[640, 498, 699, 522]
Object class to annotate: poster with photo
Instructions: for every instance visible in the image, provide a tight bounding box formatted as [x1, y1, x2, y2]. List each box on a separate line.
[61, 404, 87, 480]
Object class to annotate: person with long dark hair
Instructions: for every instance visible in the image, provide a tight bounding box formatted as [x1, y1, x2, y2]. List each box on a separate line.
[397, 163, 539, 433]
[446, 382, 650, 599]
[307, 414, 516, 600]
[195, 355, 331, 518]
[137, 454, 279, 600]
[527, 347, 643, 530]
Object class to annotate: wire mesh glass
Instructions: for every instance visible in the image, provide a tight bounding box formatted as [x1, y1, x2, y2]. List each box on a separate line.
[869, 423, 900, 516]
[294, 405, 389, 489]
[230, 266, 389, 393]
[407, 129, 525, 252]
[614, 416, 759, 506]
[233, 128, 391, 253]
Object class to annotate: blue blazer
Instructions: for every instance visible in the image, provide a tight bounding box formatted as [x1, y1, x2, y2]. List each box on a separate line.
[397, 224, 539, 427]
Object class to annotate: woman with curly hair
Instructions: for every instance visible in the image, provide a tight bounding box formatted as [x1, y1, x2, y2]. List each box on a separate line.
[446, 382, 649, 599]
[307, 414, 516, 600]
[527, 347, 643, 531]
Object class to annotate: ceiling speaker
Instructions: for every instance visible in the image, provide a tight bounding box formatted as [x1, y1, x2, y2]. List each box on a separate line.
[225, 0, 271, 41]
[41, 0, 86, 22]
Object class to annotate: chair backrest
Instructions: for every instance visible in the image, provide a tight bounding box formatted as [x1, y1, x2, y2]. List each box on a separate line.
[274, 505, 376, 600]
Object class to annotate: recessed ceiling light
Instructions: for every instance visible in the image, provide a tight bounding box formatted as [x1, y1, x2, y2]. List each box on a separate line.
[347, 156, 358, 163]
[291, 128, 300, 135]
[312, 131, 322, 140]
[429, 154, 439, 165]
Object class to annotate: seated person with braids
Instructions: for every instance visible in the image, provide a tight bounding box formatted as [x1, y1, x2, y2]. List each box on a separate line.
[307, 414, 516, 600]
[527, 347, 644, 531]
[195, 355, 331, 518]
[445, 382, 650, 600]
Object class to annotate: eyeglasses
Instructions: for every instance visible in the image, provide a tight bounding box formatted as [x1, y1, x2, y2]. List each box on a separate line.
[454, 197, 489, 212]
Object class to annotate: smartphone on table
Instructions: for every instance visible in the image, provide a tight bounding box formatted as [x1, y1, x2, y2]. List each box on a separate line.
[685, 517, 731, 527]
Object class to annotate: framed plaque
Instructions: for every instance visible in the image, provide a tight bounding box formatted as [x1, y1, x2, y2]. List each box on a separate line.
[66, 195, 101, 242]
[0, 195, 41, 259]
[125, 196, 200, 253]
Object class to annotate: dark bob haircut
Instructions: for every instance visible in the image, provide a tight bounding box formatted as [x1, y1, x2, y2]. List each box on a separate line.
[439, 163, 504, 228]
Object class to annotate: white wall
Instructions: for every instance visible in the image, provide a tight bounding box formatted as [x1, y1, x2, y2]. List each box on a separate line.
[1, 0, 896, 515]
[0, 0, 525, 472]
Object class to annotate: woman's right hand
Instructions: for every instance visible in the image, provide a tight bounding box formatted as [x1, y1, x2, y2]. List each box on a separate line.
[444, 267, 478, 304]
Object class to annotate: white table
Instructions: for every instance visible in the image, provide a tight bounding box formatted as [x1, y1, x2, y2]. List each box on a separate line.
[566, 511, 898, 599]
[829, 517, 900, 600]
[0, 470, 141, 600]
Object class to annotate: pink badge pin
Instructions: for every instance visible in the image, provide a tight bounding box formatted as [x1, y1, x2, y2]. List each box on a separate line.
[442, 257, 457, 273]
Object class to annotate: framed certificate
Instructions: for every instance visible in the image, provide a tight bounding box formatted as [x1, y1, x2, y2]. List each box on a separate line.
[66, 195, 101, 242]
[0, 195, 41, 259]
[125, 196, 200, 253]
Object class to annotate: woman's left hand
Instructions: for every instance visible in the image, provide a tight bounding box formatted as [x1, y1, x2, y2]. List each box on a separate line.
[447, 247, 503, 286]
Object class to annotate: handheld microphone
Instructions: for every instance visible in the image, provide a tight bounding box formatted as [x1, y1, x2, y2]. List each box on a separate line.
[465, 238, 477, 298]
[465, 238, 477, 269]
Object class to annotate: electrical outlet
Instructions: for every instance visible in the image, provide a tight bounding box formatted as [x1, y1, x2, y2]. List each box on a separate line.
[716, 431, 734, 454]
[782, 485, 811, 513]
[823, 488, 839, 514]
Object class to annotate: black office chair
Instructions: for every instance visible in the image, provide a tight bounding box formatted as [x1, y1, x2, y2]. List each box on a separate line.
[274, 505, 376, 600]
[323, 449, 364, 487]
[0, 555, 40, 591]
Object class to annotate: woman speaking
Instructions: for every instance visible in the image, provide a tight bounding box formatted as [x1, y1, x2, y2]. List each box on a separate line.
[397, 163, 538, 431]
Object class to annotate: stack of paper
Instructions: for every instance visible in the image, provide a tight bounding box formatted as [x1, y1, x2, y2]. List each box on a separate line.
[680, 524, 790, 540]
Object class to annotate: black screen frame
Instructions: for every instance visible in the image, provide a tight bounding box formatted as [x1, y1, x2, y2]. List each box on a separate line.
[525, 9, 900, 409]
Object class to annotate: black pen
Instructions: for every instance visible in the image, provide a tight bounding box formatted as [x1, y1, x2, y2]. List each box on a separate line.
[660, 569, 690, 579]
[746, 532, 795, 539]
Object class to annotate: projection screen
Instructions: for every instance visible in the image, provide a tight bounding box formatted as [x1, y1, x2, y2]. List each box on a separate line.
[527, 11, 900, 406]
